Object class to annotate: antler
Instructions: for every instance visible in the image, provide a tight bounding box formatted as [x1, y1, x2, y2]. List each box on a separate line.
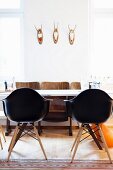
[68, 25, 71, 30]
[54, 23, 58, 29]
[68, 25, 76, 31]
[34, 25, 42, 31]
[34, 25, 38, 31]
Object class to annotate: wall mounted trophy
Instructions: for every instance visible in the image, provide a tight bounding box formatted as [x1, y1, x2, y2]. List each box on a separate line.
[35, 25, 43, 44]
[53, 24, 59, 44]
[68, 25, 76, 45]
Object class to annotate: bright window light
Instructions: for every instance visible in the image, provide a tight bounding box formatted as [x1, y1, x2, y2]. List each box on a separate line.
[0, 0, 20, 9]
[94, 0, 113, 8]
[0, 0, 23, 82]
[0, 17, 21, 78]
[90, 0, 113, 79]
[91, 17, 113, 77]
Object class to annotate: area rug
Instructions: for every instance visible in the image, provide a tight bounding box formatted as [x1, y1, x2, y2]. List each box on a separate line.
[0, 159, 113, 169]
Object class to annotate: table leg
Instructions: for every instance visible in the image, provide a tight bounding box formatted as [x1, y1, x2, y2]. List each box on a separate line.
[69, 117, 73, 136]
[5, 118, 11, 136]
[38, 121, 42, 135]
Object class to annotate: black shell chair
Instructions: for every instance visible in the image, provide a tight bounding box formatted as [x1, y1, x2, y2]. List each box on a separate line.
[2, 88, 50, 161]
[65, 89, 112, 163]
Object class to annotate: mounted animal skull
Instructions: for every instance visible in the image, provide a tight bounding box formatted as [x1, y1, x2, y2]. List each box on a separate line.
[53, 24, 59, 44]
[35, 25, 43, 44]
[68, 25, 76, 45]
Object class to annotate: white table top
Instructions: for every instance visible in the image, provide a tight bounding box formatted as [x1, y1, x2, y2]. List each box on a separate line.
[0, 89, 113, 97]
[36, 89, 82, 96]
[37, 89, 113, 98]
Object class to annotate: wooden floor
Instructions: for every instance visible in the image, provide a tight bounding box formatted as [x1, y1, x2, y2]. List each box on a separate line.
[0, 124, 113, 161]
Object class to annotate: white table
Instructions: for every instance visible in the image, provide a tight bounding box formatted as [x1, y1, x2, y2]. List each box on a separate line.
[37, 89, 113, 97]
[0, 89, 81, 98]
[1, 89, 113, 97]
[36, 89, 81, 96]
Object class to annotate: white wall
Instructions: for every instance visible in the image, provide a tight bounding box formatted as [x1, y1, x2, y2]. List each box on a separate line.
[23, 0, 89, 82]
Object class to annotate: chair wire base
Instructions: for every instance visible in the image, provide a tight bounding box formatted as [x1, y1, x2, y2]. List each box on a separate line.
[7, 123, 47, 162]
[71, 123, 112, 163]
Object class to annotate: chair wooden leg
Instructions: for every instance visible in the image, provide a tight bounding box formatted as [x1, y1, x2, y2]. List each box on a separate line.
[86, 124, 102, 150]
[98, 125, 112, 164]
[8, 125, 19, 152]
[7, 126, 19, 161]
[33, 125, 47, 160]
[71, 125, 83, 152]
[0, 137, 3, 150]
[71, 126, 83, 163]
[0, 125, 6, 142]
[69, 117, 72, 136]
[12, 123, 27, 150]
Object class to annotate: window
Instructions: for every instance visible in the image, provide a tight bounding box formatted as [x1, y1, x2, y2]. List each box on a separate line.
[0, 0, 20, 9]
[89, 0, 113, 79]
[0, 0, 24, 83]
[94, 0, 113, 9]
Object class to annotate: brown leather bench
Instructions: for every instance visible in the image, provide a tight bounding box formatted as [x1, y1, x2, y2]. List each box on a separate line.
[39, 81, 72, 135]
[16, 82, 40, 90]
[70, 82, 81, 89]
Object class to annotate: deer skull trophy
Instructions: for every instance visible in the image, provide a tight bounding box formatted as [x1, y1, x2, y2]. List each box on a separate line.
[35, 25, 43, 44]
[68, 25, 76, 45]
[53, 24, 59, 44]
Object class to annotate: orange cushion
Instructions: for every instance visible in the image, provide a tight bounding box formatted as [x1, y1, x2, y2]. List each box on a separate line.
[100, 124, 113, 148]
[91, 123, 113, 148]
